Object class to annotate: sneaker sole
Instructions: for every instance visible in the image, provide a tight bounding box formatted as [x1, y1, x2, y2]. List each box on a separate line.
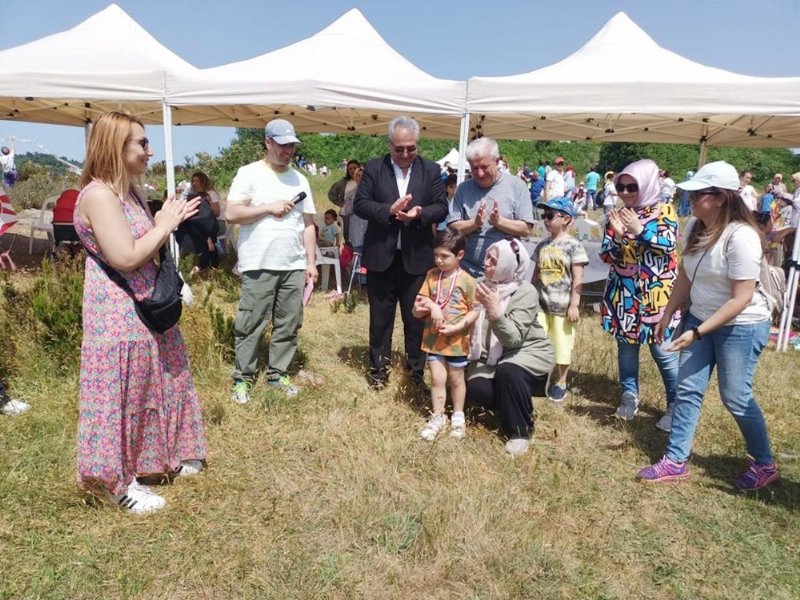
[737, 473, 779, 491]
[638, 473, 690, 483]
[615, 409, 639, 421]
[654, 422, 672, 433]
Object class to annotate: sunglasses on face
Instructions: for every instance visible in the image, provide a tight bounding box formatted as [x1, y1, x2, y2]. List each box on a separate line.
[133, 137, 149, 150]
[541, 211, 562, 221]
[690, 189, 722, 202]
[615, 182, 638, 193]
[392, 145, 417, 155]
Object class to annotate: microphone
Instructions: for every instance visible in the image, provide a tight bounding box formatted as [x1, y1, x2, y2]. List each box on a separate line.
[291, 191, 307, 205]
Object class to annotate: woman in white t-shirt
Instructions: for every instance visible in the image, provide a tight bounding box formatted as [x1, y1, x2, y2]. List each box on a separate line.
[637, 161, 778, 492]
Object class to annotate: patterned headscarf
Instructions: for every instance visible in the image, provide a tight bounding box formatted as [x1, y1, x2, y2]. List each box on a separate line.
[613, 159, 661, 209]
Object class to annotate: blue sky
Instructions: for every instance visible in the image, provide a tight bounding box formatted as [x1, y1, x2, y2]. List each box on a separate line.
[2, 0, 799, 163]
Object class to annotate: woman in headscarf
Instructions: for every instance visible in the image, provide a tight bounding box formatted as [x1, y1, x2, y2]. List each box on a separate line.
[600, 159, 681, 431]
[467, 239, 554, 456]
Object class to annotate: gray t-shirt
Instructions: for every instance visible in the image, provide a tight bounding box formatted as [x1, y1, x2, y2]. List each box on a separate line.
[448, 172, 534, 274]
[532, 236, 589, 316]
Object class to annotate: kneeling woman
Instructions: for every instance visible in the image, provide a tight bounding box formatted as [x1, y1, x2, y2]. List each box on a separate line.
[467, 239, 555, 456]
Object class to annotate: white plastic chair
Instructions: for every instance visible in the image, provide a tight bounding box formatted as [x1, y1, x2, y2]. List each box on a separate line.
[28, 194, 57, 254]
[316, 246, 342, 293]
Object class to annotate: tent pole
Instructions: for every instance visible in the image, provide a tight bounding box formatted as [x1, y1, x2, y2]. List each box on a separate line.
[456, 111, 470, 185]
[697, 139, 708, 168]
[162, 101, 176, 197]
[84, 122, 92, 148]
[777, 227, 800, 350]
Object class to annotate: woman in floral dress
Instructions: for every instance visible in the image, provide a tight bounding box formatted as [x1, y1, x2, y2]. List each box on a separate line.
[75, 112, 207, 514]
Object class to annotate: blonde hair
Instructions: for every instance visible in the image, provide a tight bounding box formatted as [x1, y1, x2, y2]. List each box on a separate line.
[80, 112, 144, 196]
[792, 171, 800, 183]
[684, 188, 763, 254]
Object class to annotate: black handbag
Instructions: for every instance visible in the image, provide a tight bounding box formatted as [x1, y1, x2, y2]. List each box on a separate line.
[83, 190, 184, 334]
[87, 245, 184, 334]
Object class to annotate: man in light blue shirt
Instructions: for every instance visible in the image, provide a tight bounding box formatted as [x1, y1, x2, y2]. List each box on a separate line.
[584, 167, 601, 210]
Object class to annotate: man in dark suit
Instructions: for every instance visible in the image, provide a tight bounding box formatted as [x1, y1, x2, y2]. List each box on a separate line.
[354, 116, 448, 389]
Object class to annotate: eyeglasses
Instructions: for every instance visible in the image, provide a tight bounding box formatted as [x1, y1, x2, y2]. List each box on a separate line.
[615, 182, 639, 193]
[689, 189, 722, 202]
[508, 238, 521, 267]
[392, 145, 417, 155]
[541, 211, 562, 221]
[134, 137, 149, 150]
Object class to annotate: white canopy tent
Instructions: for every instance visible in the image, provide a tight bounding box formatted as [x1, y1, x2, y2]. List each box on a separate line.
[167, 9, 466, 138]
[436, 148, 469, 171]
[466, 12, 800, 150]
[0, 4, 203, 192]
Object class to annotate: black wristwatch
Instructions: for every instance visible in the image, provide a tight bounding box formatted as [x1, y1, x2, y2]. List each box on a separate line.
[691, 326, 702, 340]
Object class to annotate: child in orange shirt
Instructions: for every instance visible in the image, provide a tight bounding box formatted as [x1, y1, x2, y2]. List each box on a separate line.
[413, 229, 478, 441]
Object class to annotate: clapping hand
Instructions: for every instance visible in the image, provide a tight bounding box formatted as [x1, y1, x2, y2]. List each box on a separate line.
[487, 201, 501, 227]
[476, 281, 501, 320]
[390, 194, 413, 217]
[155, 194, 200, 232]
[473, 200, 487, 228]
[397, 205, 422, 223]
[618, 207, 643, 235]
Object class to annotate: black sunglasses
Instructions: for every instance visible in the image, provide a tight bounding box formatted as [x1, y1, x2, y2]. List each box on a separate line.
[392, 145, 417, 155]
[134, 137, 150, 150]
[690, 189, 722, 201]
[541, 211, 562, 221]
[615, 182, 638, 193]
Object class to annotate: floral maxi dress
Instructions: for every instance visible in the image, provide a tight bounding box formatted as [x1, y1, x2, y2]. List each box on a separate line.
[75, 182, 207, 496]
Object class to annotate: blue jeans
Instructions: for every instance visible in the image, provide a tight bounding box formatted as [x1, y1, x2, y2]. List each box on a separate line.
[617, 339, 678, 406]
[666, 314, 773, 464]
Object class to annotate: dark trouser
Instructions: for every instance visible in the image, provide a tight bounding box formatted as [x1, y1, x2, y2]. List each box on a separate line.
[366, 251, 426, 380]
[467, 363, 546, 439]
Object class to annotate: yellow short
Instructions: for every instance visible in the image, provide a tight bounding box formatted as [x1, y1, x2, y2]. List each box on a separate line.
[537, 311, 576, 365]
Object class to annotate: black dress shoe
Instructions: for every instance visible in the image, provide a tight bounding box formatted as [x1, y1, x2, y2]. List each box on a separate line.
[368, 372, 388, 390]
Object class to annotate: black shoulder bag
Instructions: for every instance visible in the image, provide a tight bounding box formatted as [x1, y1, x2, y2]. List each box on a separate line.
[84, 190, 184, 334]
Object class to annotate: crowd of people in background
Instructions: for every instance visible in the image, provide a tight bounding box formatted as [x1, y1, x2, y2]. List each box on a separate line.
[4, 113, 798, 514]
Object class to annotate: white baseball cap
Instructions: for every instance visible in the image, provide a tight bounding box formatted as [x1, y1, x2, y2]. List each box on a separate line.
[264, 119, 301, 145]
[676, 161, 739, 191]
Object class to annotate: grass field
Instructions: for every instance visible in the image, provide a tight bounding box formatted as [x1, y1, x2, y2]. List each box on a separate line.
[1, 255, 798, 599]
[1, 173, 799, 599]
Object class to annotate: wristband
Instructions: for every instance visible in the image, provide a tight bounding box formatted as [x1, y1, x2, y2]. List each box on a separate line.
[691, 326, 702, 341]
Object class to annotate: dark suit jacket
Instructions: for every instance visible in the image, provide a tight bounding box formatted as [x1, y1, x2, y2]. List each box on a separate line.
[353, 155, 447, 274]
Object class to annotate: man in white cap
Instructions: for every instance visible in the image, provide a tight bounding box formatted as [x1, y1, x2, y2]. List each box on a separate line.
[225, 119, 317, 403]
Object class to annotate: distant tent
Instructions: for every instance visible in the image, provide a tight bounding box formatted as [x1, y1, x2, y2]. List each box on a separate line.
[436, 148, 469, 171]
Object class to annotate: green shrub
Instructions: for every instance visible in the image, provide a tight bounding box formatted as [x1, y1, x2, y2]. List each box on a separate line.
[7, 257, 85, 366]
[6, 169, 79, 210]
[208, 302, 235, 361]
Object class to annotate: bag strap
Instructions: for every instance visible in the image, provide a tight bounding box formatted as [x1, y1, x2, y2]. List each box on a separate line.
[81, 186, 167, 300]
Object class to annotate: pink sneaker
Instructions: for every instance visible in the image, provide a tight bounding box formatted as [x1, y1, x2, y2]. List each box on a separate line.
[637, 456, 690, 483]
[735, 455, 778, 491]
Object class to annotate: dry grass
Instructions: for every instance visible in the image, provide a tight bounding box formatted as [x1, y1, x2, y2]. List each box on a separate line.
[1, 258, 799, 599]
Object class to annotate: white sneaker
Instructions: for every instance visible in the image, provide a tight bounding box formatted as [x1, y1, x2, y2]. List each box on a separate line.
[420, 414, 448, 441]
[0, 398, 30, 416]
[450, 412, 466, 439]
[176, 459, 204, 477]
[231, 381, 252, 405]
[504, 438, 530, 457]
[615, 391, 639, 421]
[655, 405, 675, 432]
[106, 480, 166, 514]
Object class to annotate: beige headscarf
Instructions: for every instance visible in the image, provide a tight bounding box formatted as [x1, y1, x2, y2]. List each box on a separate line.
[469, 239, 530, 365]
